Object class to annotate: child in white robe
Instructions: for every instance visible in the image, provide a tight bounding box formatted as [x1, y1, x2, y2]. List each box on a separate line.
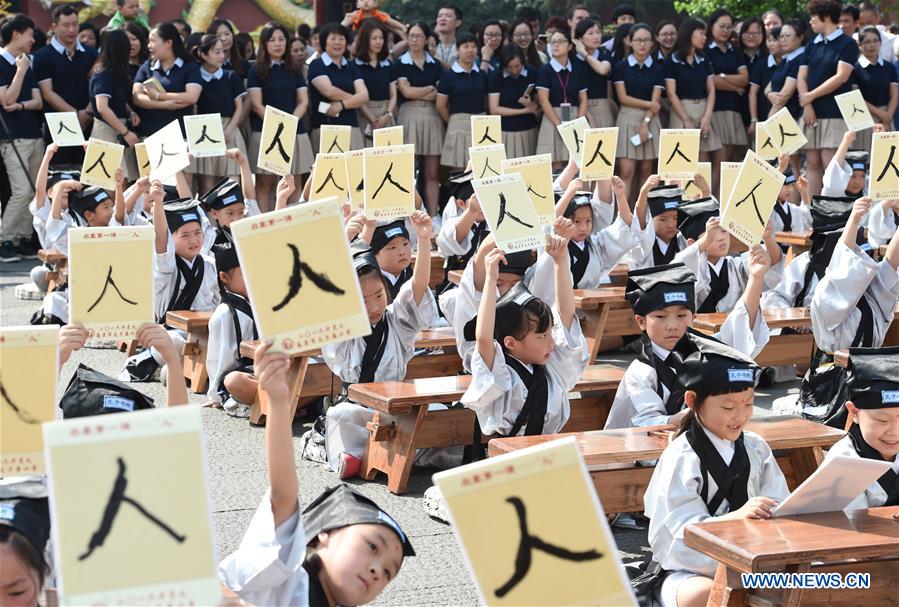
[629, 179, 690, 269]
[644, 341, 788, 607]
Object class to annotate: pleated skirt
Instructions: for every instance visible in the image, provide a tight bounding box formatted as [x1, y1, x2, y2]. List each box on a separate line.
[587, 98, 615, 128]
[186, 116, 248, 177]
[669, 99, 722, 152]
[616, 105, 661, 160]
[710, 110, 748, 146]
[398, 100, 444, 156]
[536, 108, 570, 163]
[441, 112, 474, 168]
[90, 118, 138, 181]
[358, 99, 393, 148]
[503, 128, 538, 159]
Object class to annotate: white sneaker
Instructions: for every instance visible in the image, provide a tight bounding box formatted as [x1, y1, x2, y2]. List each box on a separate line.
[423, 485, 450, 523]
[14, 282, 45, 301]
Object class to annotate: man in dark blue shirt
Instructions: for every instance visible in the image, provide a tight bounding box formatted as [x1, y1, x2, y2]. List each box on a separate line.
[0, 13, 44, 262]
[33, 4, 96, 167]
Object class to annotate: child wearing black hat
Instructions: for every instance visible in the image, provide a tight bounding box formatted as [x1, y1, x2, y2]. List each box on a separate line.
[644, 340, 788, 607]
[315, 211, 437, 476]
[366, 219, 415, 300]
[122, 181, 220, 382]
[823, 128, 877, 198]
[605, 258, 771, 429]
[436, 171, 490, 272]
[0, 496, 51, 606]
[811, 197, 899, 352]
[824, 347, 899, 508]
[459, 231, 588, 440]
[219, 341, 414, 606]
[629, 178, 690, 268]
[769, 155, 812, 237]
[197, 148, 263, 254]
[45, 169, 124, 253]
[205, 240, 259, 417]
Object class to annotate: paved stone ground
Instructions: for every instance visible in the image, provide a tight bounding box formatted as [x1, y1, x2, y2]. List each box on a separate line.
[0, 259, 801, 605]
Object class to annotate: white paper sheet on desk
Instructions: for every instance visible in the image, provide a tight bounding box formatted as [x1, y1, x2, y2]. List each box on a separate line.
[772, 455, 891, 517]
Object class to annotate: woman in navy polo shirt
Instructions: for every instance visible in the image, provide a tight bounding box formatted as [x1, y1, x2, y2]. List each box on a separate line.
[208, 19, 249, 79]
[132, 22, 202, 138]
[766, 21, 805, 121]
[574, 18, 614, 130]
[188, 33, 248, 194]
[853, 26, 898, 152]
[89, 29, 139, 179]
[307, 22, 368, 153]
[612, 23, 664, 199]
[124, 23, 148, 83]
[749, 27, 782, 135]
[436, 31, 487, 171]
[247, 22, 312, 211]
[394, 21, 443, 216]
[353, 19, 396, 148]
[665, 18, 720, 162]
[535, 29, 587, 170]
[705, 9, 748, 188]
[488, 44, 538, 158]
[477, 19, 506, 73]
[798, 0, 858, 193]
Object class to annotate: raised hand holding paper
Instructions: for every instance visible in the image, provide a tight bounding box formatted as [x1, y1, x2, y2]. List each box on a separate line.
[658, 129, 700, 181]
[0, 326, 58, 476]
[43, 407, 220, 607]
[868, 130, 899, 199]
[68, 226, 155, 341]
[469, 144, 506, 179]
[319, 124, 352, 154]
[46, 112, 85, 147]
[557, 117, 589, 165]
[184, 113, 227, 158]
[502, 154, 555, 226]
[836, 89, 875, 132]
[471, 114, 502, 147]
[373, 125, 404, 147]
[720, 150, 785, 246]
[309, 153, 349, 202]
[433, 437, 636, 606]
[80, 138, 124, 190]
[363, 144, 416, 220]
[579, 128, 618, 181]
[257, 106, 299, 176]
[473, 173, 543, 253]
[679, 162, 712, 201]
[230, 197, 369, 354]
[144, 120, 190, 180]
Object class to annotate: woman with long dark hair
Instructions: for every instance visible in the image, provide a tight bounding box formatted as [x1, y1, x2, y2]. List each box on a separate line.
[207, 18, 248, 77]
[477, 19, 506, 72]
[90, 28, 139, 178]
[488, 44, 538, 158]
[654, 20, 677, 61]
[247, 22, 313, 210]
[124, 22, 148, 82]
[353, 19, 396, 148]
[132, 21, 202, 138]
[509, 18, 545, 66]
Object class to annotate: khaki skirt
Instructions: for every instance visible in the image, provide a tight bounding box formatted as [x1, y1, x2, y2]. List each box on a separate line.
[249, 130, 314, 176]
[441, 112, 475, 169]
[710, 110, 747, 146]
[398, 100, 444, 156]
[309, 126, 363, 157]
[90, 118, 138, 181]
[536, 107, 571, 163]
[616, 105, 661, 160]
[850, 108, 884, 152]
[587, 98, 615, 128]
[670, 99, 722, 152]
[503, 128, 538, 159]
[186, 116, 248, 178]
[358, 99, 394, 147]
[803, 117, 847, 151]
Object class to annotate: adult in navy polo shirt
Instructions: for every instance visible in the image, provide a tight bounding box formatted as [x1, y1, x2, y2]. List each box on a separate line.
[131, 22, 201, 138]
[767, 23, 806, 121]
[798, 0, 858, 194]
[33, 5, 97, 167]
[352, 19, 396, 147]
[574, 18, 615, 129]
[487, 44, 538, 158]
[436, 31, 488, 170]
[535, 29, 587, 169]
[706, 9, 749, 175]
[853, 26, 898, 132]
[307, 22, 369, 152]
[0, 14, 44, 263]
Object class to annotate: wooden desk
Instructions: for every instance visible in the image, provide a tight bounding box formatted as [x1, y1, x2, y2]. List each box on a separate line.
[574, 287, 640, 360]
[241, 327, 461, 424]
[349, 364, 624, 494]
[488, 417, 845, 515]
[447, 264, 629, 288]
[685, 506, 899, 607]
[693, 308, 817, 367]
[37, 249, 67, 293]
[412, 252, 445, 289]
[165, 310, 213, 394]
[776, 230, 813, 265]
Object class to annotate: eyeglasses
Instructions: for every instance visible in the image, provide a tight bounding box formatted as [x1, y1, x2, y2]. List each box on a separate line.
[484, 32, 502, 39]
[631, 38, 653, 44]
[743, 30, 761, 37]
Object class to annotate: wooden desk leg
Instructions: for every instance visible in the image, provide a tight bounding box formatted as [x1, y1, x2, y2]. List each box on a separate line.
[181, 331, 210, 394]
[287, 358, 310, 419]
[780, 563, 809, 607]
[249, 356, 307, 425]
[788, 446, 824, 486]
[707, 563, 745, 607]
[580, 303, 611, 362]
[361, 406, 428, 494]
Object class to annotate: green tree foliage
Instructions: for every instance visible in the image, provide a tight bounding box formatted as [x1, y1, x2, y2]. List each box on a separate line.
[672, 0, 807, 19]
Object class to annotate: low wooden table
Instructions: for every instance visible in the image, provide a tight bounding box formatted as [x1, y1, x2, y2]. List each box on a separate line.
[447, 263, 630, 287]
[775, 230, 813, 264]
[685, 506, 899, 607]
[488, 417, 845, 515]
[694, 308, 817, 367]
[412, 252, 445, 289]
[349, 364, 624, 494]
[165, 310, 213, 394]
[574, 287, 640, 360]
[37, 248, 67, 293]
[241, 327, 462, 424]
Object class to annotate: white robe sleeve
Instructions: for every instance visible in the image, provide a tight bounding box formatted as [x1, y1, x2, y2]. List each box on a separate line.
[45, 215, 73, 252]
[436, 200, 472, 257]
[218, 490, 309, 607]
[868, 201, 897, 246]
[791, 200, 812, 234]
[673, 242, 710, 307]
[713, 298, 770, 359]
[30, 198, 51, 249]
[588, 213, 643, 276]
[811, 241, 899, 351]
[821, 157, 852, 197]
[205, 305, 237, 403]
[591, 196, 614, 231]
[389, 278, 438, 337]
[461, 340, 524, 436]
[450, 264, 482, 371]
[620, 361, 672, 429]
[546, 306, 590, 392]
[244, 198, 261, 217]
[762, 253, 811, 309]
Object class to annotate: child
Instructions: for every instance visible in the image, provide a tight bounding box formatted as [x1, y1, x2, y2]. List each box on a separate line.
[769, 169, 812, 237]
[605, 259, 771, 430]
[197, 149, 260, 253]
[436, 171, 490, 272]
[460, 232, 589, 440]
[868, 198, 899, 246]
[811, 197, 899, 352]
[342, 0, 406, 39]
[45, 173, 123, 252]
[218, 341, 414, 606]
[205, 240, 258, 418]
[822, 129, 874, 198]
[123, 182, 220, 382]
[675, 214, 783, 314]
[0, 496, 51, 607]
[532, 176, 640, 296]
[824, 347, 899, 509]
[318, 211, 437, 475]
[368, 219, 414, 300]
[644, 340, 789, 607]
[630, 180, 688, 268]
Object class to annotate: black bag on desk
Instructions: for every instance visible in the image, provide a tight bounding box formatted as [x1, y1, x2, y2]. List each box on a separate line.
[60, 363, 154, 418]
[798, 350, 848, 427]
